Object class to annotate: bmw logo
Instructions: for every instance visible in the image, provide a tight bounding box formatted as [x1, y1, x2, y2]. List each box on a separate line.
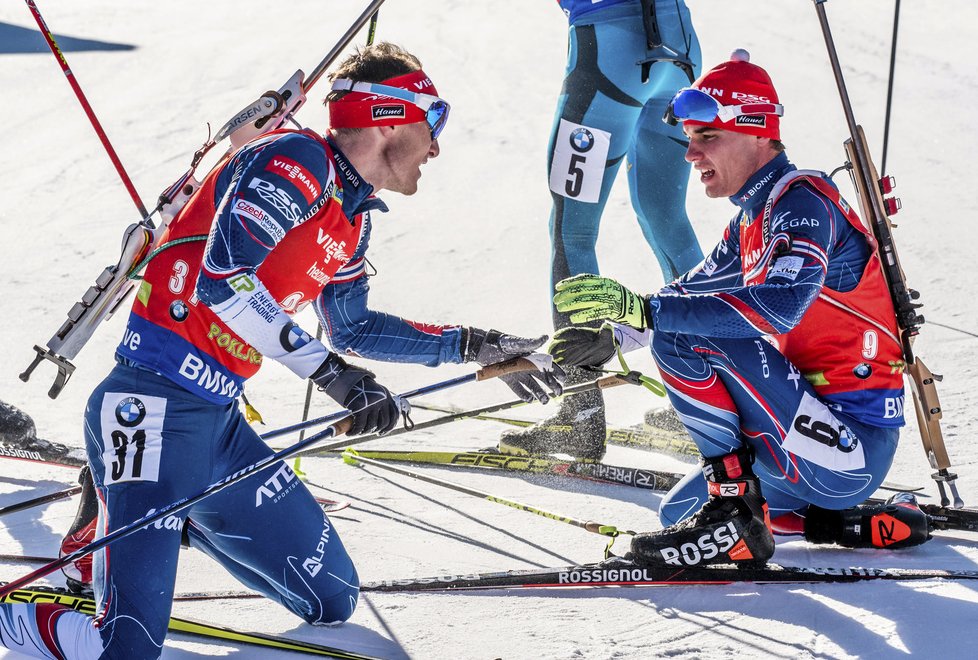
[115, 397, 146, 427]
[169, 300, 189, 322]
[837, 426, 859, 453]
[569, 127, 594, 153]
[853, 363, 873, 379]
[280, 322, 312, 352]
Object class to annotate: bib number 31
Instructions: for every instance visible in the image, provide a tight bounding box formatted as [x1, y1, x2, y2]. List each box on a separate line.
[549, 119, 611, 204]
[99, 392, 165, 485]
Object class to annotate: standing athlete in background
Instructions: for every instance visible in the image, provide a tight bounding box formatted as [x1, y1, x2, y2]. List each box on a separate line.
[500, 0, 704, 461]
[0, 42, 561, 659]
[551, 51, 930, 566]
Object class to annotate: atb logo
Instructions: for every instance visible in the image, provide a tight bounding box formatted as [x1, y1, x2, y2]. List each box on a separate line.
[569, 127, 594, 153]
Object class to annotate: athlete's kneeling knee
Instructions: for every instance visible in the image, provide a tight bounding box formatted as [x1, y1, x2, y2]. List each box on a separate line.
[302, 582, 360, 626]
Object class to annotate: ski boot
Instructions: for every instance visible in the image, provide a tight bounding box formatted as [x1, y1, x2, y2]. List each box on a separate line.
[629, 447, 775, 567]
[804, 492, 931, 549]
[497, 383, 606, 462]
[60, 466, 99, 595]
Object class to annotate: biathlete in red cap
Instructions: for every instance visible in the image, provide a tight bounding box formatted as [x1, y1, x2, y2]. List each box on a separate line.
[0, 43, 563, 659]
[549, 50, 931, 567]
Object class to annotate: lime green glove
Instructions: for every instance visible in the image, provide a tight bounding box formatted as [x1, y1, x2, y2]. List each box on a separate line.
[553, 274, 650, 330]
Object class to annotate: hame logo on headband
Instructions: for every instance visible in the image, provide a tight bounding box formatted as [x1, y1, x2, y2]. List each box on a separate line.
[372, 104, 406, 120]
[735, 115, 766, 127]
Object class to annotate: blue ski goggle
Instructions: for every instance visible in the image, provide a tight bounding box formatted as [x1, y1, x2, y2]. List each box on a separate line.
[663, 87, 783, 126]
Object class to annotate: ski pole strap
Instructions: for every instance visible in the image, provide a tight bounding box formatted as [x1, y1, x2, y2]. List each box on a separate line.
[583, 522, 638, 557]
[585, 359, 666, 397]
[128, 235, 209, 279]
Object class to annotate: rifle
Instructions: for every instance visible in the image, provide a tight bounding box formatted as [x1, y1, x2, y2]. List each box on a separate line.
[813, 0, 962, 507]
[19, 0, 388, 399]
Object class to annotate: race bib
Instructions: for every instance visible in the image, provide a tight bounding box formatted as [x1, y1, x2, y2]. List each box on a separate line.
[99, 392, 166, 485]
[782, 392, 865, 471]
[549, 119, 611, 203]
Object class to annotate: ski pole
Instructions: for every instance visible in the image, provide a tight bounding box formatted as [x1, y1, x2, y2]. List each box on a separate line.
[262, 355, 546, 443]
[0, 358, 537, 597]
[881, 0, 901, 175]
[25, 0, 149, 221]
[293, 1, 383, 482]
[294, 371, 646, 459]
[343, 453, 637, 550]
[0, 485, 82, 518]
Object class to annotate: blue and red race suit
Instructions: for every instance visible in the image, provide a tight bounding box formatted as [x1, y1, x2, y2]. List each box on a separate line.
[1, 129, 468, 659]
[646, 151, 906, 525]
[118, 129, 465, 404]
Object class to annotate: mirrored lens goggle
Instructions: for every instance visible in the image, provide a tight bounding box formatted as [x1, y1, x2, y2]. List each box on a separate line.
[424, 99, 449, 140]
[663, 87, 783, 126]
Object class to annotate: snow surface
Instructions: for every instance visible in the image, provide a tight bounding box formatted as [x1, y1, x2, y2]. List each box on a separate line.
[2, 0, 978, 658]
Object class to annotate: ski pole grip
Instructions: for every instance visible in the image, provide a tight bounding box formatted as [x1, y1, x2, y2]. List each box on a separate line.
[331, 417, 354, 437]
[475, 356, 538, 381]
[597, 374, 634, 390]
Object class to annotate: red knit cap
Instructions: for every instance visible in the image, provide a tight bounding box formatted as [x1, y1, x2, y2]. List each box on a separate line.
[684, 49, 781, 140]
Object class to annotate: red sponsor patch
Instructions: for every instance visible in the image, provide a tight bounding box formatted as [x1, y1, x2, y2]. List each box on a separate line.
[265, 156, 321, 203]
[871, 512, 911, 547]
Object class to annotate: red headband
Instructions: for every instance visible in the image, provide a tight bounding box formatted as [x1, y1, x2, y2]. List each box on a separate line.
[328, 70, 439, 129]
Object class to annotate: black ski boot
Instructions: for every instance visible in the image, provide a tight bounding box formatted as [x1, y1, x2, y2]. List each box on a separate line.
[497, 384, 606, 461]
[804, 492, 931, 549]
[629, 448, 775, 567]
[60, 465, 98, 595]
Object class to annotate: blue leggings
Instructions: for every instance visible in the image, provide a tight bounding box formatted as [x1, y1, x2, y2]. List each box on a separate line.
[82, 364, 357, 659]
[549, 0, 703, 328]
[651, 331, 900, 526]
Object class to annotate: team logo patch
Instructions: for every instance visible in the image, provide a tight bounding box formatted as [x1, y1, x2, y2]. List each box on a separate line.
[372, 104, 406, 120]
[114, 397, 146, 427]
[169, 300, 189, 322]
[265, 157, 321, 204]
[569, 127, 594, 152]
[735, 115, 766, 127]
[279, 322, 312, 352]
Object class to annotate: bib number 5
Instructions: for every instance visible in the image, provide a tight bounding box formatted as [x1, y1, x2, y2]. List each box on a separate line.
[549, 119, 611, 204]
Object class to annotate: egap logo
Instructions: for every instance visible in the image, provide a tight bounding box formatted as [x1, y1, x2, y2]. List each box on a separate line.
[372, 104, 406, 120]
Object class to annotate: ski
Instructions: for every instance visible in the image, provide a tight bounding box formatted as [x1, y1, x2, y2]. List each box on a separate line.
[0, 585, 379, 657]
[882, 501, 978, 534]
[0, 440, 86, 468]
[413, 400, 701, 460]
[343, 448, 683, 491]
[360, 555, 978, 593]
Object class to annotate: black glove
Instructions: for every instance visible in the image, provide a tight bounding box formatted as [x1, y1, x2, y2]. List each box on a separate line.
[547, 326, 617, 369]
[311, 354, 399, 436]
[463, 328, 565, 403]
